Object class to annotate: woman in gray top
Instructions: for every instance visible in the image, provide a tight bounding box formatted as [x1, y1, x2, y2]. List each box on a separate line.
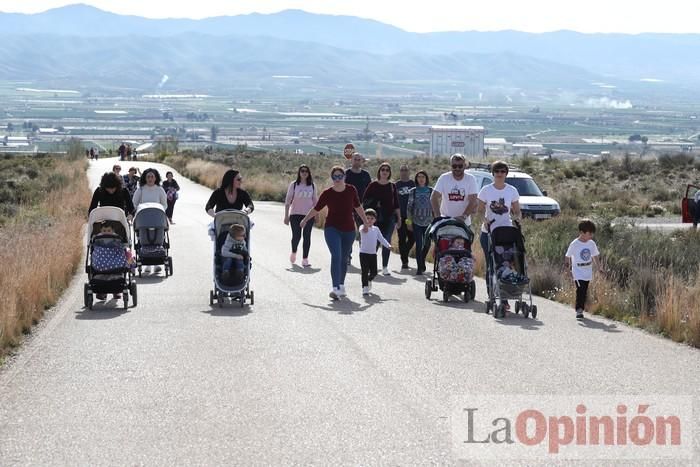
[406, 170, 433, 275]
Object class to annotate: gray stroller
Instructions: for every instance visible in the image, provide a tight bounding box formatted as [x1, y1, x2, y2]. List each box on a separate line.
[209, 209, 254, 308]
[133, 202, 173, 277]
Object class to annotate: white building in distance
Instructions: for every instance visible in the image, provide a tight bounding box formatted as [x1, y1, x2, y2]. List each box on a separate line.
[429, 125, 484, 158]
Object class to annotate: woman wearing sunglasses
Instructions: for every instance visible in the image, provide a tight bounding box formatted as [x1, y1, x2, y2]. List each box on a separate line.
[300, 166, 369, 300]
[477, 160, 522, 311]
[363, 162, 401, 276]
[205, 169, 254, 216]
[284, 165, 318, 267]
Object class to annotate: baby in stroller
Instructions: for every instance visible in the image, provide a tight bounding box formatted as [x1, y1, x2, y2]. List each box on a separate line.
[494, 246, 528, 285]
[424, 218, 477, 303]
[90, 222, 133, 301]
[221, 223, 249, 285]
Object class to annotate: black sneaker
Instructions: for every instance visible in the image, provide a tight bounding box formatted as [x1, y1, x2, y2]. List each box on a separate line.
[576, 309, 584, 320]
[401, 263, 410, 270]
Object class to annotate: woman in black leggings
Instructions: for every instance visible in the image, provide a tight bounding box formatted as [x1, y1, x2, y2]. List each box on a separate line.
[284, 165, 317, 267]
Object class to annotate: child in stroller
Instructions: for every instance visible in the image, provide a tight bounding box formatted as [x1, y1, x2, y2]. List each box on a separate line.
[424, 218, 477, 303]
[221, 223, 249, 285]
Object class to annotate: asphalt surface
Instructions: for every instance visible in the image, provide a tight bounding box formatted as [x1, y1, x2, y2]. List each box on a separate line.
[1, 158, 698, 466]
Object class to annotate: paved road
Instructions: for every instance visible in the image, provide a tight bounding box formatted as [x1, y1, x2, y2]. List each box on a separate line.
[1, 158, 698, 466]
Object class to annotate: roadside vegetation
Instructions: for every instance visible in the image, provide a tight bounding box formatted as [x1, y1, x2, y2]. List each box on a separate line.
[154, 149, 700, 347]
[0, 147, 90, 357]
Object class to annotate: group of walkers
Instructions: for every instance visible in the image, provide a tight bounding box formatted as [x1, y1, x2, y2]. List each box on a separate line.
[118, 143, 137, 161]
[277, 152, 522, 301]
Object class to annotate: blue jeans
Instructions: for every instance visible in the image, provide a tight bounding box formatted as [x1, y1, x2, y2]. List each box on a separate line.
[324, 227, 356, 288]
[377, 219, 396, 268]
[413, 224, 428, 272]
[223, 257, 245, 273]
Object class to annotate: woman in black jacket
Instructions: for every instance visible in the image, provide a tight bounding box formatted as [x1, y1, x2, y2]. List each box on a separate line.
[205, 169, 254, 216]
[88, 172, 135, 219]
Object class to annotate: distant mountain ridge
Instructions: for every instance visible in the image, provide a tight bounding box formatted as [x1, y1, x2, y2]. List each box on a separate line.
[1, 4, 699, 85]
[0, 33, 608, 95]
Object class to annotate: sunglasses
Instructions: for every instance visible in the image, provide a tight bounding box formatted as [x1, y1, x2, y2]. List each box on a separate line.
[451, 164, 464, 169]
[331, 173, 345, 180]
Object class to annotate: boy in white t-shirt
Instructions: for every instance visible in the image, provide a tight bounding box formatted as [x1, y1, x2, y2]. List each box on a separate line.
[359, 208, 392, 295]
[565, 219, 600, 320]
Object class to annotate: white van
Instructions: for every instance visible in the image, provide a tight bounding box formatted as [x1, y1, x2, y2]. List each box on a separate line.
[467, 168, 561, 219]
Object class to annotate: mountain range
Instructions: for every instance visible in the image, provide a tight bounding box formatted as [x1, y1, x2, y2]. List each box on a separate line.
[0, 4, 696, 97]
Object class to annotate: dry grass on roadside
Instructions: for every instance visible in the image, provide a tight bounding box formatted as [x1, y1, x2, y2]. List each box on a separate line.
[0, 158, 89, 354]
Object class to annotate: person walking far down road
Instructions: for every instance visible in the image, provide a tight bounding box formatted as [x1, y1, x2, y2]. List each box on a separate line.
[345, 152, 371, 265]
[89, 147, 95, 160]
[205, 170, 254, 216]
[300, 166, 369, 300]
[88, 172, 135, 219]
[123, 167, 140, 197]
[565, 219, 600, 320]
[395, 165, 416, 270]
[118, 143, 126, 161]
[284, 165, 318, 268]
[406, 170, 433, 275]
[477, 160, 521, 310]
[430, 153, 478, 224]
[162, 171, 181, 224]
[363, 162, 400, 276]
[359, 208, 392, 295]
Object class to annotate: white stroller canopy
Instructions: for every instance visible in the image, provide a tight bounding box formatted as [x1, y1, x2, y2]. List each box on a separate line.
[88, 206, 130, 242]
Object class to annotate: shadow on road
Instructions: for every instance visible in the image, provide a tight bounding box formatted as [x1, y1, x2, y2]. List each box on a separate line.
[75, 301, 130, 320]
[303, 297, 382, 314]
[578, 317, 622, 333]
[493, 314, 544, 330]
[200, 305, 252, 318]
[286, 265, 322, 275]
[430, 298, 484, 313]
[135, 275, 166, 284]
[371, 274, 408, 285]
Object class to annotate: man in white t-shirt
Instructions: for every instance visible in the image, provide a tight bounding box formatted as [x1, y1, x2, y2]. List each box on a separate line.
[430, 153, 478, 224]
[565, 219, 600, 320]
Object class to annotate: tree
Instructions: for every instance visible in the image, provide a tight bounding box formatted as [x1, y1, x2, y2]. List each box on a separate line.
[628, 134, 643, 142]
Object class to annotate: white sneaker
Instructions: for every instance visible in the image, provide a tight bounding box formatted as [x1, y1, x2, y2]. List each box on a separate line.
[338, 285, 347, 296]
[362, 286, 370, 295]
[382, 267, 390, 276]
[329, 288, 340, 300]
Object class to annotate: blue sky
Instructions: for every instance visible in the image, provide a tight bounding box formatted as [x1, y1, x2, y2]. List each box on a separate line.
[0, 0, 697, 34]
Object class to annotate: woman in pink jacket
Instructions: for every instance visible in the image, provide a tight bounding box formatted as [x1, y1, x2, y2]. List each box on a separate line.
[284, 165, 318, 267]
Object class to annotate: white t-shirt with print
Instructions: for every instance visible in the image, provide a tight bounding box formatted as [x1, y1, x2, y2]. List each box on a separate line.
[478, 183, 519, 233]
[565, 239, 600, 281]
[433, 172, 479, 223]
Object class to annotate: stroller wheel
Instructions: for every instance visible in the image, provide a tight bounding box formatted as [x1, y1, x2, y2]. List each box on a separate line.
[249, 290, 255, 305]
[514, 301, 521, 314]
[531, 305, 538, 319]
[469, 280, 476, 300]
[522, 303, 530, 319]
[424, 280, 432, 300]
[168, 257, 173, 276]
[495, 303, 506, 319]
[485, 300, 491, 314]
[209, 290, 214, 306]
[217, 292, 224, 308]
[83, 284, 90, 308]
[137, 267, 142, 278]
[442, 291, 450, 303]
[123, 293, 129, 310]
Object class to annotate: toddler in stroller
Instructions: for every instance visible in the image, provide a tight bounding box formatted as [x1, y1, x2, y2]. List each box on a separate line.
[424, 217, 477, 303]
[486, 225, 536, 319]
[84, 207, 137, 310]
[221, 223, 249, 285]
[209, 209, 254, 308]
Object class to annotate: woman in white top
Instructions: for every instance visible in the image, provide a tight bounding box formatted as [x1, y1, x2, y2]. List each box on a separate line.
[477, 160, 521, 309]
[132, 168, 168, 210]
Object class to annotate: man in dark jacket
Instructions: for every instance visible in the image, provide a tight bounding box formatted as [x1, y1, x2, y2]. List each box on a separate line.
[344, 152, 371, 265]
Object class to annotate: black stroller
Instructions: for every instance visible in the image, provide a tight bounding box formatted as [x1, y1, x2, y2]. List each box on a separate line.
[423, 217, 477, 303]
[133, 202, 173, 277]
[84, 207, 137, 310]
[486, 224, 537, 319]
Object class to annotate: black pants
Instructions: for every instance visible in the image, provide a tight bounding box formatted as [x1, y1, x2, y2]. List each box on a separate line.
[575, 280, 590, 310]
[397, 218, 415, 266]
[290, 214, 314, 258]
[360, 253, 378, 287]
[166, 199, 176, 220]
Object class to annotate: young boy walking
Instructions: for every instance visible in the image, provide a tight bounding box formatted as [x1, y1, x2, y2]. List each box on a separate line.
[565, 219, 600, 319]
[359, 209, 392, 295]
